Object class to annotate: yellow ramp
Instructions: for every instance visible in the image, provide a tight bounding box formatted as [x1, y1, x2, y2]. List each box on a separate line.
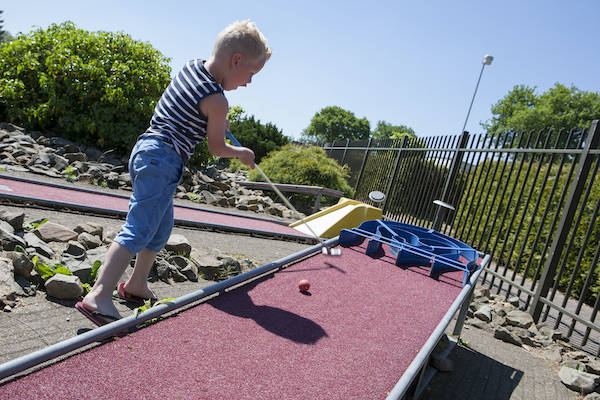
[289, 197, 382, 238]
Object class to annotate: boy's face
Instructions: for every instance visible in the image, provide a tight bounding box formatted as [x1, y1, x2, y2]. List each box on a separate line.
[222, 53, 266, 91]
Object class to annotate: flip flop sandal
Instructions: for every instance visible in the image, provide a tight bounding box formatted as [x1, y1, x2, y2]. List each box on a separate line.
[116, 282, 157, 305]
[75, 302, 120, 327]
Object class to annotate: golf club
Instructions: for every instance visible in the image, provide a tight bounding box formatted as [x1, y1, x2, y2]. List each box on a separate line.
[225, 131, 341, 256]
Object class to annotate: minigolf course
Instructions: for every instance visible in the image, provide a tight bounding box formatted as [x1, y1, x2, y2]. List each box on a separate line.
[289, 197, 383, 238]
[0, 220, 488, 399]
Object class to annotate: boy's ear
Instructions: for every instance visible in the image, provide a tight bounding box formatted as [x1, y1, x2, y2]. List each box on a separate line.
[231, 52, 243, 66]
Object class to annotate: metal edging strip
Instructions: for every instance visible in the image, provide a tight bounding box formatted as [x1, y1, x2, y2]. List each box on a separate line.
[0, 237, 338, 381]
[385, 254, 491, 400]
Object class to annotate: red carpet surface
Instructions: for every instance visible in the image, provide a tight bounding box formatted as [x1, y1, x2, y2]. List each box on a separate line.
[0, 176, 305, 237]
[0, 244, 463, 399]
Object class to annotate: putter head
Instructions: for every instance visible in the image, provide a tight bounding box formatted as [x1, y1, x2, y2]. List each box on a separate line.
[322, 246, 342, 256]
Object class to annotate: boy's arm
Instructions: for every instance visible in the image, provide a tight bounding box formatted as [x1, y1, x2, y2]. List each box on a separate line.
[201, 93, 255, 168]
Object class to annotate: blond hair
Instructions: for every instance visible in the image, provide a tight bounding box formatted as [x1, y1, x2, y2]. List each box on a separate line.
[212, 20, 272, 62]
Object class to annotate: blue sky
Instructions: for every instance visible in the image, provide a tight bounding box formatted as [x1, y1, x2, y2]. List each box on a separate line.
[3, 1, 599, 139]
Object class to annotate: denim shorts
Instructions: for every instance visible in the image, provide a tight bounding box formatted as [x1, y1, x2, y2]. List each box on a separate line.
[114, 136, 184, 254]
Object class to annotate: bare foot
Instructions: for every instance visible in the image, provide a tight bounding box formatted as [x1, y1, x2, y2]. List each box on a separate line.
[122, 281, 157, 300]
[82, 290, 122, 319]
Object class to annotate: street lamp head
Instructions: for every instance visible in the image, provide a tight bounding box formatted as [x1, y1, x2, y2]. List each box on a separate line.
[482, 54, 494, 66]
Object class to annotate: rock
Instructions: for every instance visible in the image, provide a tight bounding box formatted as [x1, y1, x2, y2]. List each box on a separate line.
[0, 210, 25, 231]
[0, 220, 15, 235]
[64, 152, 87, 163]
[474, 305, 493, 322]
[64, 241, 87, 259]
[87, 166, 105, 179]
[44, 274, 83, 300]
[155, 260, 171, 282]
[493, 326, 523, 346]
[0, 258, 23, 300]
[180, 264, 198, 282]
[506, 310, 534, 329]
[169, 255, 188, 269]
[64, 259, 93, 284]
[5, 251, 34, 277]
[195, 254, 221, 268]
[74, 223, 103, 238]
[24, 232, 54, 258]
[584, 392, 600, 400]
[105, 172, 120, 188]
[559, 366, 600, 394]
[15, 275, 37, 296]
[586, 358, 600, 376]
[265, 204, 287, 217]
[539, 325, 563, 341]
[467, 318, 489, 330]
[201, 190, 218, 204]
[51, 153, 69, 170]
[0, 227, 27, 251]
[77, 232, 103, 249]
[118, 172, 131, 186]
[164, 234, 191, 257]
[540, 345, 563, 363]
[508, 296, 521, 307]
[237, 195, 260, 206]
[169, 265, 188, 282]
[474, 287, 490, 298]
[492, 302, 514, 317]
[34, 222, 78, 242]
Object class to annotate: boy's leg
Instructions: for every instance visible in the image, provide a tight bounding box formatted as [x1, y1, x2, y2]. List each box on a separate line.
[80, 137, 182, 318]
[123, 193, 175, 298]
[123, 248, 158, 299]
[82, 241, 133, 318]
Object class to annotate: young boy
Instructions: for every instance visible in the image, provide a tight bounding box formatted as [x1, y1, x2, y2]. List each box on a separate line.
[76, 20, 272, 326]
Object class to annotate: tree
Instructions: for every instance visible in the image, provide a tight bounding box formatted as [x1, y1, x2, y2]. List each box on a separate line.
[0, 10, 14, 43]
[229, 107, 289, 163]
[0, 21, 171, 153]
[483, 83, 600, 146]
[189, 106, 289, 167]
[372, 120, 416, 140]
[302, 106, 370, 144]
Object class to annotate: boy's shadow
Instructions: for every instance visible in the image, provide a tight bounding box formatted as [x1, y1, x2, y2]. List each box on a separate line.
[208, 275, 327, 345]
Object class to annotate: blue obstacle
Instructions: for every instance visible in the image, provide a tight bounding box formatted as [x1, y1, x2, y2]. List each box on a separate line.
[339, 220, 479, 287]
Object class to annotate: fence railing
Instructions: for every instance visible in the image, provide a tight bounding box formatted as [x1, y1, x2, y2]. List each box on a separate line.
[323, 120, 600, 354]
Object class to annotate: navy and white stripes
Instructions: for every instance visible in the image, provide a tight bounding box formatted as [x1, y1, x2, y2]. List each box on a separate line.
[145, 59, 223, 161]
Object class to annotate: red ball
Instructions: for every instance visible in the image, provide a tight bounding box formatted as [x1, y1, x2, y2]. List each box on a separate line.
[298, 279, 310, 292]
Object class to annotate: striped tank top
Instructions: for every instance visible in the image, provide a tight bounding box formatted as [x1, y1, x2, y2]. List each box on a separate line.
[145, 59, 223, 161]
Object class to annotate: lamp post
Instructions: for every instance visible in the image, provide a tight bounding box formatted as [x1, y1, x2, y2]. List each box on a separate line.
[460, 54, 494, 134]
[433, 55, 494, 233]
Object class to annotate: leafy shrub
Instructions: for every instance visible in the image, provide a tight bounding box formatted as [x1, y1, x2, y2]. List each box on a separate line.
[229, 113, 289, 163]
[0, 21, 171, 154]
[187, 107, 288, 168]
[248, 144, 354, 209]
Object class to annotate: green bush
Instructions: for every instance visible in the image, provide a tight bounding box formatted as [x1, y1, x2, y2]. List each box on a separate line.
[0, 21, 171, 154]
[230, 114, 289, 163]
[248, 144, 354, 209]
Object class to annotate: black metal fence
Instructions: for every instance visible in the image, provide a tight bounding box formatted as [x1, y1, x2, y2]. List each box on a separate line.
[323, 120, 600, 354]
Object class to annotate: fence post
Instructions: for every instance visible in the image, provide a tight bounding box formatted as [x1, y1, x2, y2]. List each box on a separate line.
[354, 137, 372, 193]
[382, 136, 407, 215]
[340, 138, 350, 166]
[433, 131, 470, 226]
[529, 120, 600, 321]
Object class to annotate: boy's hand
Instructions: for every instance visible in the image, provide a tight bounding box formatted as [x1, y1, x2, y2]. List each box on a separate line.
[236, 147, 255, 169]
